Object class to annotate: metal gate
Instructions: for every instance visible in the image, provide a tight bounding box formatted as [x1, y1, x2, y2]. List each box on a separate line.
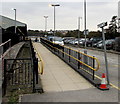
[2, 58, 36, 96]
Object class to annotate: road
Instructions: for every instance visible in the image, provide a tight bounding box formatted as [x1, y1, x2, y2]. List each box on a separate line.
[65, 45, 119, 90]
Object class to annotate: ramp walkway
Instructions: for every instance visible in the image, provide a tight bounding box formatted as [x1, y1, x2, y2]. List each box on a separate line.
[33, 43, 94, 92]
[20, 42, 118, 102]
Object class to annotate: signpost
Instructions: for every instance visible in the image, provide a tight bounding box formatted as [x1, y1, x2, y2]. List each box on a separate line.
[97, 22, 110, 85]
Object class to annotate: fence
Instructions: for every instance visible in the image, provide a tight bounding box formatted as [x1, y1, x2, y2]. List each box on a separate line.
[0, 39, 11, 58]
[40, 38, 101, 86]
[2, 40, 39, 96]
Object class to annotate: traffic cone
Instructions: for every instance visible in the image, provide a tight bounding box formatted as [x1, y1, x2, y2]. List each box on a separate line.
[99, 73, 109, 90]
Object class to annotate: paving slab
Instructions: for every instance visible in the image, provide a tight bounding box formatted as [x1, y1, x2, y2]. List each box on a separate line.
[20, 42, 118, 103]
[33, 42, 94, 92]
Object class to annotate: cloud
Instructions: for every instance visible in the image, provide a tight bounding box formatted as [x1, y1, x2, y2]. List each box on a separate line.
[1, 1, 118, 31]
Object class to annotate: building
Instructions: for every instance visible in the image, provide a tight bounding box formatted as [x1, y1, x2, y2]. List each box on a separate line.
[1, 15, 27, 44]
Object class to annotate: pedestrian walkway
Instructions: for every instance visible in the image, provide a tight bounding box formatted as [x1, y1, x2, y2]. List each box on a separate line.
[33, 43, 94, 92]
[20, 42, 118, 102]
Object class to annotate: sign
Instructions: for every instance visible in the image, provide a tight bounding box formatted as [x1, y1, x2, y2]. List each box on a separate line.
[83, 29, 89, 35]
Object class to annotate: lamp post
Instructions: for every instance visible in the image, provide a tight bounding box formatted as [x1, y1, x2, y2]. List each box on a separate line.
[51, 4, 60, 39]
[44, 16, 48, 32]
[84, 0, 87, 49]
[12, 8, 16, 34]
[78, 17, 82, 46]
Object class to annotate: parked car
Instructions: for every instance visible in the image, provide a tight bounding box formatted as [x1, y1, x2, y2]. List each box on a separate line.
[113, 37, 120, 51]
[97, 39, 115, 49]
[47, 36, 64, 46]
[87, 37, 102, 47]
[52, 37, 64, 46]
[93, 40, 102, 47]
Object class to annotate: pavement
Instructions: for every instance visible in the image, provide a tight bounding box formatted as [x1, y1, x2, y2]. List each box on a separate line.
[20, 88, 118, 102]
[33, 43, 93, 92]
[20, 42, 119, 103]
[0, 42, 25, 103]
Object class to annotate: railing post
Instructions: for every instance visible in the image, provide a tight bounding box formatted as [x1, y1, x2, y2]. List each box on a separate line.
[69, 48, 71, 62]
[3, 59, 7, 96]
[93, 56, 95, 80]
[33, 58, 35, 93]
[78, 52, 80, 69]
[62, 47, 64, 58]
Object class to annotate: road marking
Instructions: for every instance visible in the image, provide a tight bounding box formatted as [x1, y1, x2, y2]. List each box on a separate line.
[112, 65, 119, 67]
[81, 67, 120, 90]
[95, 74, 120, 90]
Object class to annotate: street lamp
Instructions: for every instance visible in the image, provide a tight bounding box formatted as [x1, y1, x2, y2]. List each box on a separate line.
[84, 0, 87, 49]
[78, 17, 82, 46]
[12, 8, 16, 34]
[44, 16, 48, 32]
[97, 22, 110, 85]
[50, 4, 60, 40]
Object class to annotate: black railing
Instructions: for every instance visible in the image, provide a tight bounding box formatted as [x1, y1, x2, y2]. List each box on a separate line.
[0, 39, 11, 57]
[2, 40, 39, 96]
[40, 38, 101, 87]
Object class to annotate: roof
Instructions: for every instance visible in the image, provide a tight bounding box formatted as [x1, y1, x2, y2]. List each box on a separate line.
[0, 15, 26, 29]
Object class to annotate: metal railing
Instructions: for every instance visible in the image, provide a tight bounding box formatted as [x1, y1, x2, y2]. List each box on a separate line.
[40, 38, 100, 84]
[0, 39, 11, 58]
[2, 40, 41, 96]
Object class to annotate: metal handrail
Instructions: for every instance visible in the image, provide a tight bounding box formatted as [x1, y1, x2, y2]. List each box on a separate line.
[32, 43, 44, 75]
[0, 39, 11, 47]
[41, 38, 100, 71]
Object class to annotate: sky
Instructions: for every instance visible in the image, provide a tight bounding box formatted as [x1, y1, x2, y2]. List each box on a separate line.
[1, 0, 119, 31]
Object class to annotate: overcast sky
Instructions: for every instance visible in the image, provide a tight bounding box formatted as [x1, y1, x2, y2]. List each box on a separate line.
[1, 0, 119, 31]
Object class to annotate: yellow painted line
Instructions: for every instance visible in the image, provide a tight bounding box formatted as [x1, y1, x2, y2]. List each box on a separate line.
[112, 65, 119, 67]
[110, 83, 120, 90]
[95, 74, 120, 90]
[79, 67, 120, 90]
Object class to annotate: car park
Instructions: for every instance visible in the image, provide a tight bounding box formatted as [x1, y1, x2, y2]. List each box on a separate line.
[93, 40, 102, 47]
[87, 37, 102, 47]
[97, 39, 115, 49]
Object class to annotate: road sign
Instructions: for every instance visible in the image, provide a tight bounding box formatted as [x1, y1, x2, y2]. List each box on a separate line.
[83, 29, 89, 35]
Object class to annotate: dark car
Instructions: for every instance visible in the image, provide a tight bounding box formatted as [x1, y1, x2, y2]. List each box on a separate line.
[97, 39, 115, 49]
[113, 37, 120, 51]
[93, 40, 102, 47]
[87, 37, 102, 47]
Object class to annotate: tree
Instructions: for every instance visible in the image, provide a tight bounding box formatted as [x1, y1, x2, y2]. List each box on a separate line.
[109, 16, 117, 34]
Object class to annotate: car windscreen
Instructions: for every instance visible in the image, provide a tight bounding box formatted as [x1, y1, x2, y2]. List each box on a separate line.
[54, 37, 63, 42]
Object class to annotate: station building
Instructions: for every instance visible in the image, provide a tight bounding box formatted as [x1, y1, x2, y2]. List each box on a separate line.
[0, 15, 27, 45]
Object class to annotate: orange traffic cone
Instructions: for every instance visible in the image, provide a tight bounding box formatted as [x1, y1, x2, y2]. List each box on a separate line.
[99, 73, 109, 90]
